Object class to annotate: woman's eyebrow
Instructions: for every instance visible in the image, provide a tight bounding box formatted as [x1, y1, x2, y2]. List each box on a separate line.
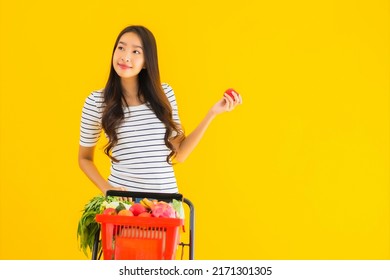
[118, 41, 143, 49]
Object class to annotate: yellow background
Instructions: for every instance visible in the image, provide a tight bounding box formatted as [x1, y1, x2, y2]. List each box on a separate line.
[0, 0, 389, 259]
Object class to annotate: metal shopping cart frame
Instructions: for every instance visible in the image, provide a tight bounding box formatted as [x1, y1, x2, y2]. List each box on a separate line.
[91, 190, 195, 260]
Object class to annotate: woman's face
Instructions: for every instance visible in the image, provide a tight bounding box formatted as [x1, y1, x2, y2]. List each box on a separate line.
[112, 32, 145, 79]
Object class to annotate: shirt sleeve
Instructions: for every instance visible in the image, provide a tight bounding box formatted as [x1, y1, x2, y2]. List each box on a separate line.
[162, 83, 181, 125]
[79, 91, 103, 147]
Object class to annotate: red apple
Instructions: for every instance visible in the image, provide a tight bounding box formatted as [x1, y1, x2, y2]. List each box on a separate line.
[130, 203, 147, 216]
[103, 208, 116, 215]
[225, 88, 240, 101]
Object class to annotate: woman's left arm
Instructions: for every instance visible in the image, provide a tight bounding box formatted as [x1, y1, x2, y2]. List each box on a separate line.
[171, 92, 242, 163]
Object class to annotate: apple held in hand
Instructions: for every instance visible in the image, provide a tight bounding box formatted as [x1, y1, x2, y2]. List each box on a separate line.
[225, 88, 240, 101]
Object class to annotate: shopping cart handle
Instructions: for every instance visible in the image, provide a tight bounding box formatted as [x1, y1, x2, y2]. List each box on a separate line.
[106, 190, 183, 201]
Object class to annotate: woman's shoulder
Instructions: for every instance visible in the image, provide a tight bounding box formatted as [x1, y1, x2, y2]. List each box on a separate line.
[85, 89, 104, 102]
[89, 89, 104, 99]
[83, 89, 105, 110]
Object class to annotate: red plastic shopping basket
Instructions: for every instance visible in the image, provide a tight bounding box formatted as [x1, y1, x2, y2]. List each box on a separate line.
[95, 214, 184, 260]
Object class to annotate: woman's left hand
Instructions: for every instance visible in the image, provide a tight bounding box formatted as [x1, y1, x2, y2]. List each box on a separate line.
[210, 91, 243, 115]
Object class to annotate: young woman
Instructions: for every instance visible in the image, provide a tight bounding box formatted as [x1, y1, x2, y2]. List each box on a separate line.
[78, 25, 242, 195]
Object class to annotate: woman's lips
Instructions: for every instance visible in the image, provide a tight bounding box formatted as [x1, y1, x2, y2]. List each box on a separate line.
[118, 64, 131, 70]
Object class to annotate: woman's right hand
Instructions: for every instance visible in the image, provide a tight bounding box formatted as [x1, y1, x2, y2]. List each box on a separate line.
[103, 184, 125, 195]
[103, 185, 132, 202]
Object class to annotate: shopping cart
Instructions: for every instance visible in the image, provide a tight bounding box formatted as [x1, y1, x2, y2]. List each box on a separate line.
[91, 190, 195, 260]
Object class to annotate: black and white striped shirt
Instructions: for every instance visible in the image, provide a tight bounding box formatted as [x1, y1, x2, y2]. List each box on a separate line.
[79, 83, 180, 193]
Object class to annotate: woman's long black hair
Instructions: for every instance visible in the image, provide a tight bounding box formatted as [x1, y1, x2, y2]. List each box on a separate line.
[101, 25, 181, 163]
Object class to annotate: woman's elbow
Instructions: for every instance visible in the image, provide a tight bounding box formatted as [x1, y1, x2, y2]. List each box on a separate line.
[172, 153, 188, 163]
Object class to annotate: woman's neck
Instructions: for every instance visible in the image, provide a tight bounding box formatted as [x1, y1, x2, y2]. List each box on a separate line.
[121, 77, 144, 106]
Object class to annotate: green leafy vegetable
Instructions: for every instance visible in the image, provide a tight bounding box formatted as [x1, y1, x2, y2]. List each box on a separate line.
[77, 195, 130, 258]
[172, 199, 185, 219]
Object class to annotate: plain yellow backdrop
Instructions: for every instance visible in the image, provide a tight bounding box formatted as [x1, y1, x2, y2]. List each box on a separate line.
[0, 0, 389, 259]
